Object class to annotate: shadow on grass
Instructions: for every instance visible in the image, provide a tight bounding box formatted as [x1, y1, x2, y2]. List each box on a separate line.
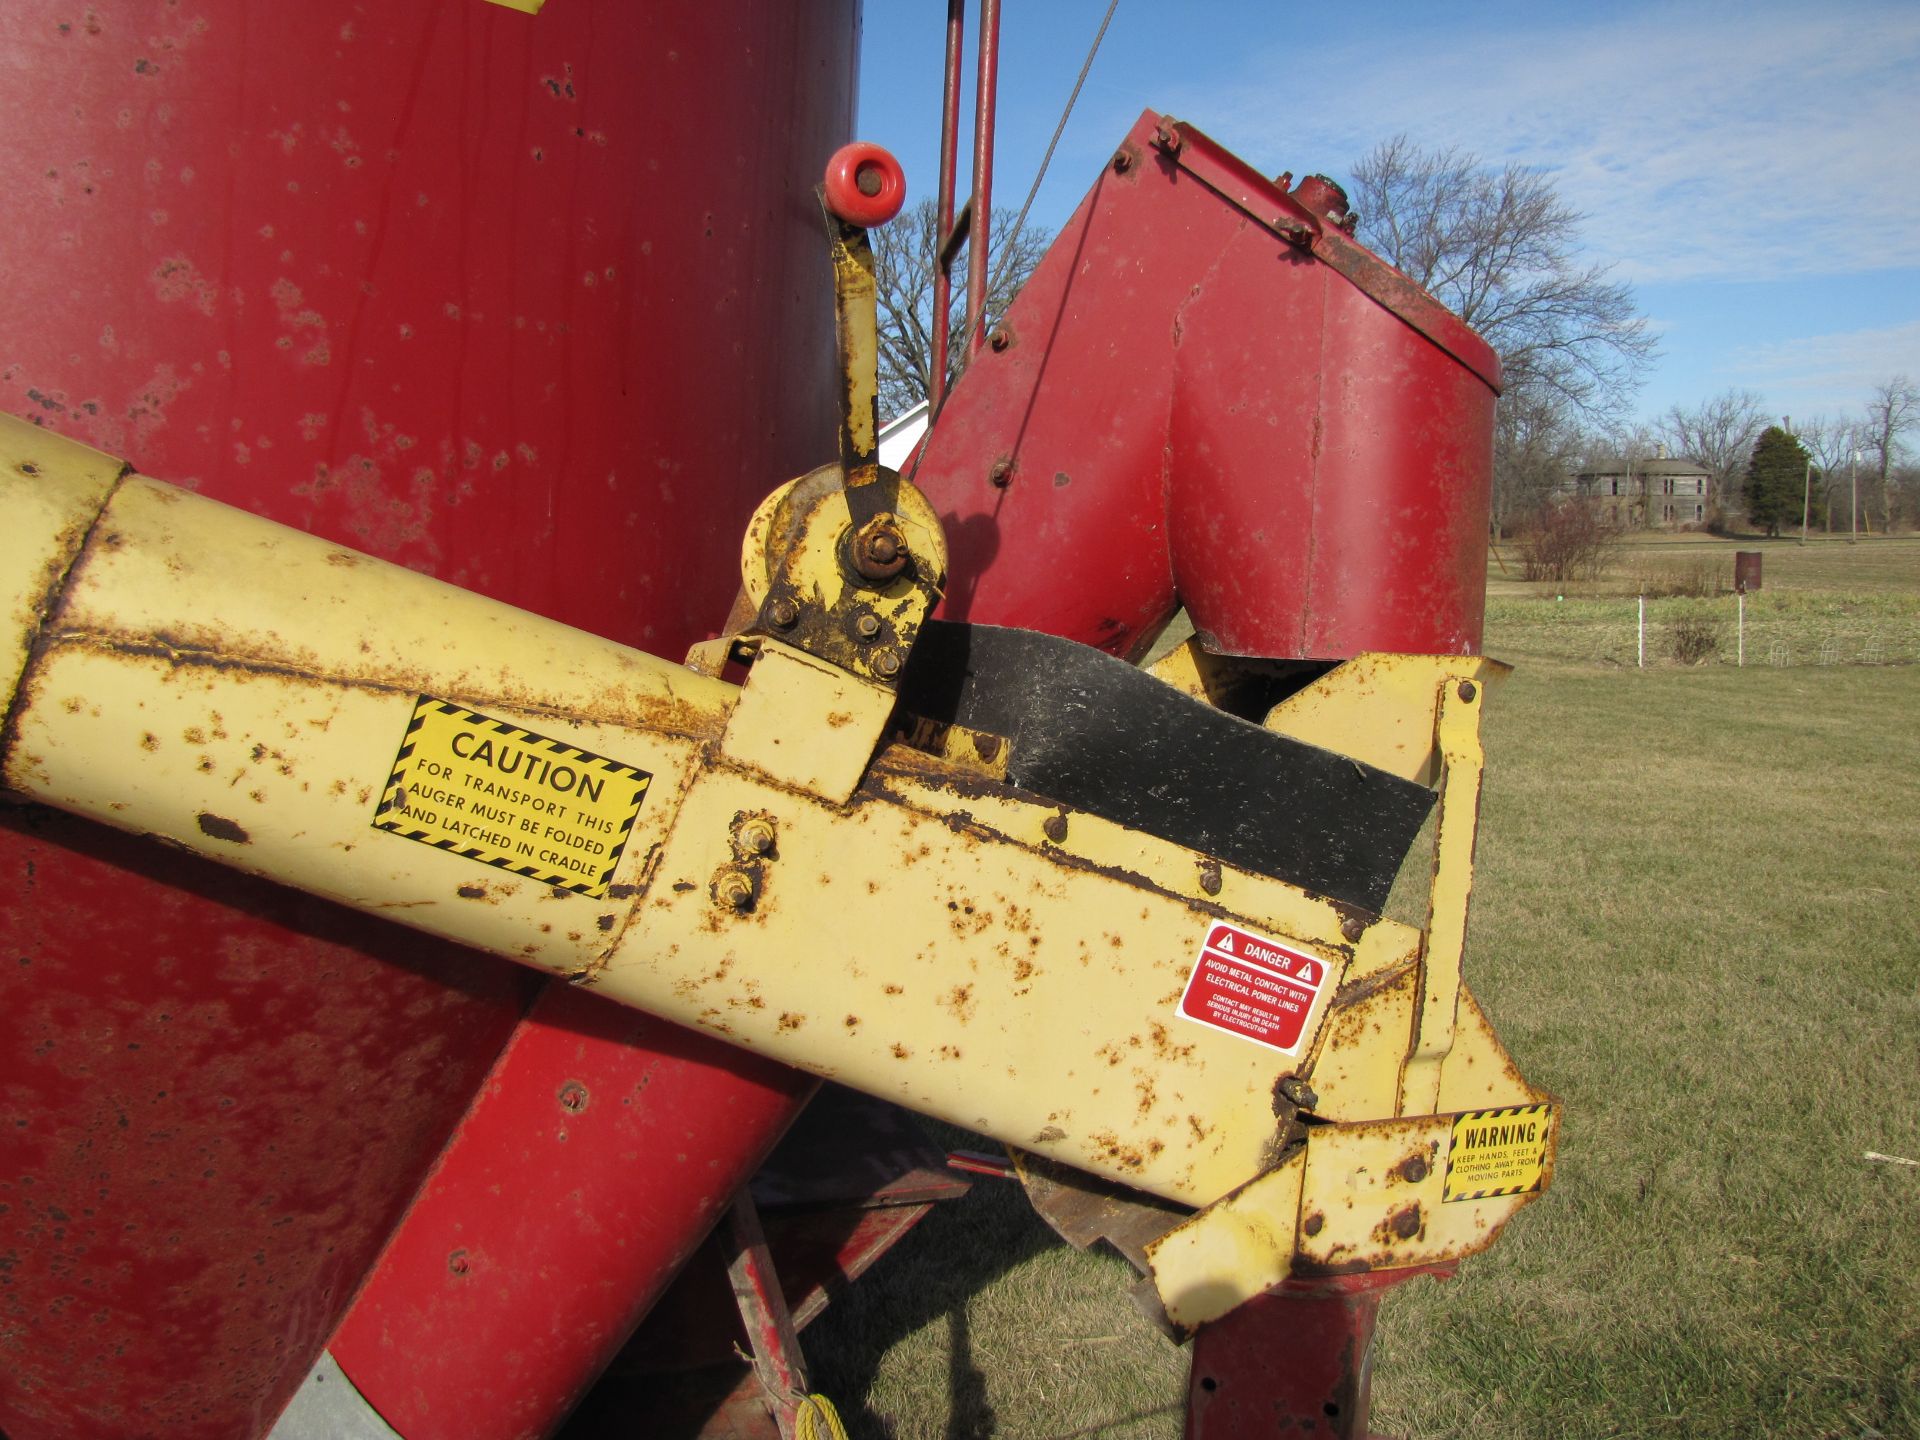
[801, 1141, 1064, 1439]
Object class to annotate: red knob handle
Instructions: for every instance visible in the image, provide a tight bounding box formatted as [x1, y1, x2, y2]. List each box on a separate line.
[823, 142, 906, 227]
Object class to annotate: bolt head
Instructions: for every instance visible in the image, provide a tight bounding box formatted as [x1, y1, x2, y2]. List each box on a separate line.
[739, 820, 776, 856]
[717, 872, 754, 910]
[1458, 680, 1477, 703]
[853, 613, 882, 639]
[989, 327, 1011, 352]
[873, 648, 902, 678]
[769, 597, 799, 628]
[989, 460, 1014, 488]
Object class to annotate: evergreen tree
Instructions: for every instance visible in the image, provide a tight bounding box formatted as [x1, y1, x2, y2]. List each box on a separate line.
[1744, 426, 1816, 537]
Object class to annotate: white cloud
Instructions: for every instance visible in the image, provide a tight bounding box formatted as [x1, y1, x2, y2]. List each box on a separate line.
[1724, 318, 1920, 412]
[1176, 2, 1920, 285]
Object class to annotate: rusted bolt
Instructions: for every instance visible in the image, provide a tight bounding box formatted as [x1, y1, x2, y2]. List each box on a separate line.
[852, 612, 882, 640]
[1391, 1204, 1423, 1240]
[557, 1080, 589, 1113]
[716, 871, 755, 911]
[850, 516, 909, 582]
[1275, 1075, 1319, 1112]
[988, 459, 1014, 488]
[1458, 680, 1477, 703]
[1198, 859, 1222, 897]
[447, 1249, 471, 1276]
[1340, 914, 1367, 943]
[768, 596, 799, 628]
[1154, 120, 1183, 154]
[1111, 151, 1134, 174]
[872, 648, 902, 678]
[1302, 1212, 1324, 1238]
[988, 326, 1011, 352]
[738, 818, 776, 856]
[1042, 813, 1069, 843]
[1394, 1153, 1429, 1184]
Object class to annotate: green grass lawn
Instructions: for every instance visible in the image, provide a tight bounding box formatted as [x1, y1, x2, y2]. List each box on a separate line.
[802, 636, 1920, 1437]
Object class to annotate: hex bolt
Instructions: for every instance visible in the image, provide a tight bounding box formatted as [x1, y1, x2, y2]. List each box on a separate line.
[717, 871, 754, 910]
[1043, 814, 1069, 843]
[1340, 914, 1367, 943]
[557, 1081, 589, 1114]
[769, 597, 799, 628]
[989, 459, 1014, 488]
[852, 613, 882, 641]
[1458, 680, 1477, 703]
[988, 326, 1011, 352]
[1112, 151, 1134, 174]
[873, 648, 902, 678]
[1198, 860, 1223, 897]
[738, 819, 776, 856]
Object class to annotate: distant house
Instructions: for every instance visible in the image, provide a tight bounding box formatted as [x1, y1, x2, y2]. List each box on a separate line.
[1560, 455, 1711, 529]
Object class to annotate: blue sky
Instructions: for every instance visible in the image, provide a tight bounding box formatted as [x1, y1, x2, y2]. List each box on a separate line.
[857, 0, 1920, 430]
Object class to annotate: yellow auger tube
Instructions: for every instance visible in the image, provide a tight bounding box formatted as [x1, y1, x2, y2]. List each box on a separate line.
[1, 415, 1552, 1306]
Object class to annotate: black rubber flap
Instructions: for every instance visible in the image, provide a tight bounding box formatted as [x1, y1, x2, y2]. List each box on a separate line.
[897, 622, 1433, 914]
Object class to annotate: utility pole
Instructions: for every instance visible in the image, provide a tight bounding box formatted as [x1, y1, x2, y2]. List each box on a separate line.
[1850, 448, 1860, 544]
[1785, 416, 1811, 546]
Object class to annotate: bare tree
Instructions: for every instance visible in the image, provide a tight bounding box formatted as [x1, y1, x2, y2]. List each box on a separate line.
[1863, 375, 1919, 533]
[1348, 136, 1656, 423]
[1658, 388, 1770, 526]
[1489, 385, 1582, 538]
[1795, 413, 1868, 534]
[872, 199, 1051, 422]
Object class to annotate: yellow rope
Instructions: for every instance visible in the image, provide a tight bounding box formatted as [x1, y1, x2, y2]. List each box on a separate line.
[794, 1393, 849, 1440]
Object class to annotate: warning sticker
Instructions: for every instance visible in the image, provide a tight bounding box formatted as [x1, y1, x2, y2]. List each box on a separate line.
[1443, 1105, 1555, 1203]
[372, 697, 652, 898]
[1176, 922, 1334, 1056]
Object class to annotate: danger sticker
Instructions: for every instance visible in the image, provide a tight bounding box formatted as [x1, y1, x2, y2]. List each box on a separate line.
[1443, 1104, 1555, 1203]
[372, 697, 652, 898]
[1176, 922, 1333, 1055]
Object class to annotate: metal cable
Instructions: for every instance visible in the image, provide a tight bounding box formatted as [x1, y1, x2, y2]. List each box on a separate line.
[912, 0, 1121, 464]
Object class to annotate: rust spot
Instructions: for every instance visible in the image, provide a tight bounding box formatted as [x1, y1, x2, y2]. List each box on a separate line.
[456, 883, 488, 900]
[1377, 1203, 1424, 1244]
[882, 983, 903, 996]
[777, 1012, 805, 1032]
[557, 1081, 589, 1113]
[1391, 1151, 1431, 1185]
[890, 1042, 910, 1059]
[596, 914, 616, 932]
[139, 732, 159, 751]
[825, 710, 852, 729]
[1032, 1124, 1066, 1143]
[195, 812, 249, 844]
[1303, 1211, 1325, 1237]
[843, 1014, 861, 1029]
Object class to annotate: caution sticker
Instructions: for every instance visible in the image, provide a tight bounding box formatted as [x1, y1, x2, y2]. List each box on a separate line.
[1443, 1104, 1555, 1202]
[1176, 921, 1334, 1056]
[373, 697, 651, 898]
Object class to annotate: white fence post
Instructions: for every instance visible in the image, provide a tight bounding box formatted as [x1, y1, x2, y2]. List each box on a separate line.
[1637, 595, 1645, 669]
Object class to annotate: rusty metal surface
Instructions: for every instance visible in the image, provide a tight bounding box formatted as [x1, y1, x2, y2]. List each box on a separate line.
[910, 109, 1498, 663]
[1184, 1270, 1449, 1440]
[1010, 1148, 1190, 1271]
[0, 803, 540, 1440]
[328, 986, 816, 1440]
[0, 3, 856, 1435]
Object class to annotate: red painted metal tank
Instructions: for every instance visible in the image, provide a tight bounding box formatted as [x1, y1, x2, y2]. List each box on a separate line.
[913, 111, 1501, 663]
[0, 3, 855, 1437]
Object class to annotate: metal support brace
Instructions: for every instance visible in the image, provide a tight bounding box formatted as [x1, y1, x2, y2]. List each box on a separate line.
[1398, 677, 1485, 1117]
